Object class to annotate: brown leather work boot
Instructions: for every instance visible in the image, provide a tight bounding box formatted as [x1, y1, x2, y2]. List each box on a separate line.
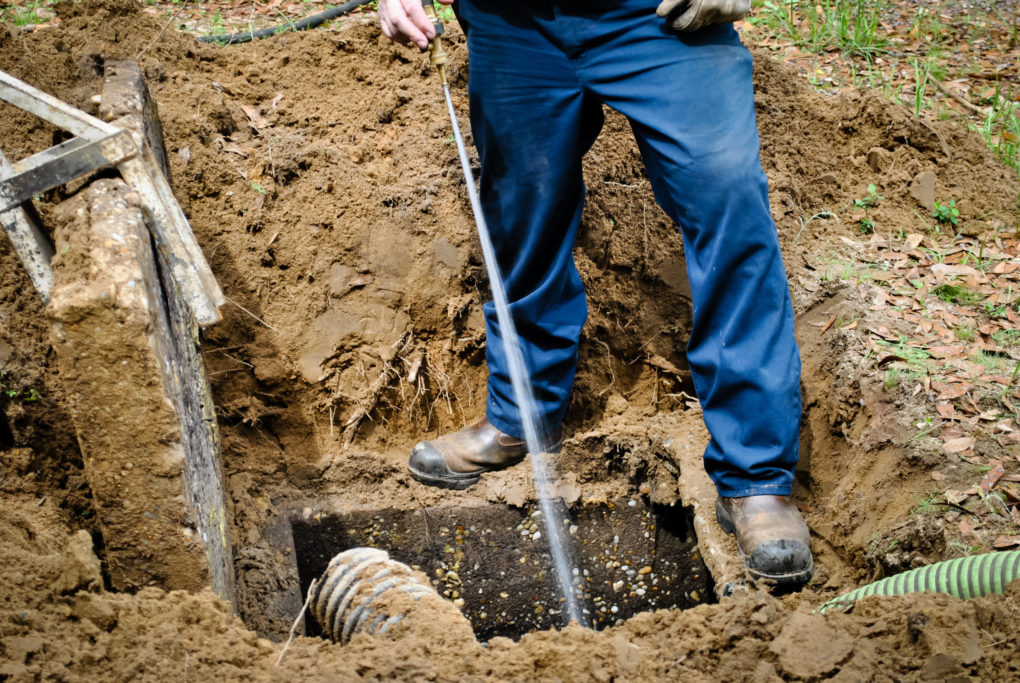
[408, 418, 559, 490]
[716, 495, 813, 586]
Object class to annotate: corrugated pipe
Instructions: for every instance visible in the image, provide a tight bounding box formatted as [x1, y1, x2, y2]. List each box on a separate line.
[819, 550, 1020, 614]
[197, 0, 370, 45]
[308, 547, 470, 643]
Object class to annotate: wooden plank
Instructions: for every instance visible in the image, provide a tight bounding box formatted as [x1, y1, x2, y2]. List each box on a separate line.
[96, 60, 235, 603]
[101, 61, 223, 326]
[0, 149, 54, 302]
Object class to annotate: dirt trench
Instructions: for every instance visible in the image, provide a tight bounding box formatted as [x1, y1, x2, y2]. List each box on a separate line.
[1, 1, 1019, 680]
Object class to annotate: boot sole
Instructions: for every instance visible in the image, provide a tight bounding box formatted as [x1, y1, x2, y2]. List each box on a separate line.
[408, 466, 483, 490]
[408, 453, 529, 491]
[716, 498, 813, 586]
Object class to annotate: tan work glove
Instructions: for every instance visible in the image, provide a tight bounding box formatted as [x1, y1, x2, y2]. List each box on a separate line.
[656, 0, 750, 31]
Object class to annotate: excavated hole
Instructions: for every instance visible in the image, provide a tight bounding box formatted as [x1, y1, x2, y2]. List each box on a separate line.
[291, 498, 714, 642]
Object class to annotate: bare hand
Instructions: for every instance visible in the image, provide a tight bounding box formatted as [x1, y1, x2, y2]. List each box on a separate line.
[378, 0, 454, 50]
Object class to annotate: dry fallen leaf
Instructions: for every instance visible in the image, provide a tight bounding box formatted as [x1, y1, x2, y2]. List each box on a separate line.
[942, 436, 975, 454]
[934, 383, 974, 401]
[979, 459, 1005, 494]
[992, 535, 1020, 549]
[241, 103, 269, 131]
[935, 402, 957, 419]
[926, 345, 961, 358]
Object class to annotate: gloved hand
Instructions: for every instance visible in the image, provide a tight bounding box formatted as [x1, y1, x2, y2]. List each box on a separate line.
[656, 0, 750, 32]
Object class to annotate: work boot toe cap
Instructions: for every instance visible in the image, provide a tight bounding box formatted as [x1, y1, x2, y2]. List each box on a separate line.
[746, 538, 813, 583]
[408, 441, 450, 477]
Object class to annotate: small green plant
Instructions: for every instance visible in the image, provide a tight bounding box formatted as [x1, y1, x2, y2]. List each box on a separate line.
[2, 387, 41, 403]
[932, 282, 981, 305]
[854, 183, 883, 209]
[912, 58, 930, 116]
[854, 184, 881, 233]
[884, 367, 900, 388]
[251, 181, 267, 195]
[933, 199, 960, 226]
[207, 10, 227, 36]
[985, 300, 1009, 318]
[976, 85, 1019, 178]
[911, 490, 940, 515]
[953, 326, 976, 341]
[0, 0, 56, 26]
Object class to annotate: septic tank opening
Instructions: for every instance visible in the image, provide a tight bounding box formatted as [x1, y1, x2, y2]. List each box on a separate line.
[291, 497, 714, 642]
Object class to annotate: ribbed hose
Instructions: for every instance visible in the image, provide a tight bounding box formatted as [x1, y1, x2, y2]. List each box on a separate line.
[197, 0, 369, 45]
[819, 550, 1020, 614]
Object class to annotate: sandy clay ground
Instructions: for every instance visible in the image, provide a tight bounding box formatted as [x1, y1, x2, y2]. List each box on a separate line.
[1, 1, 1019, 680]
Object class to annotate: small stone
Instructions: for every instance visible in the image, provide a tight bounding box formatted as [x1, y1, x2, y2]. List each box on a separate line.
[612, 580, 624, 592]
[866, 146, 892, 172]
[909, 170, 936, 209]
[638, 566, 652, 575]
[532, 531, 541, 541]
[453, 598, 465, 608]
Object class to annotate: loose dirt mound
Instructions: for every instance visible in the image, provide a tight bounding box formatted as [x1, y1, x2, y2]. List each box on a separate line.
[2, 0, 1019, 679]
[1, 487, 1018, 680]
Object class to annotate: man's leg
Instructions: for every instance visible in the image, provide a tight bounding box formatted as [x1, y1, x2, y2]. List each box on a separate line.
[569, 0, 810, 582]
[408, 1, 603, 489]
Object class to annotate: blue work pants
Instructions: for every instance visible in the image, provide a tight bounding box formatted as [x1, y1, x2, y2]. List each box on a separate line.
[454, 0, 802, 497]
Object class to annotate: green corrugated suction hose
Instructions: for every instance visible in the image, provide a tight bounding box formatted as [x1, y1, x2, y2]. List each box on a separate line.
[818, 550, 1020, 614]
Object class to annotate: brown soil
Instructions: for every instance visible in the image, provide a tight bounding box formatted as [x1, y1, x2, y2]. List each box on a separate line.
[2, 1, 1019, 680]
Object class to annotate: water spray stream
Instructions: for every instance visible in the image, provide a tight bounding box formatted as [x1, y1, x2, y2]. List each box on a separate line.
[443, 85, 587, 627]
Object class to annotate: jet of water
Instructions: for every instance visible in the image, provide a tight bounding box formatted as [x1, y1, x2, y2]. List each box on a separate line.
[443, 85, 587, 627]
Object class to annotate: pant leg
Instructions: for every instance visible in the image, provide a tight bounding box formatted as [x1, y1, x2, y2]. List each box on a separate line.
[568, 1, 802, 497]
[453, 0, 604, 439]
